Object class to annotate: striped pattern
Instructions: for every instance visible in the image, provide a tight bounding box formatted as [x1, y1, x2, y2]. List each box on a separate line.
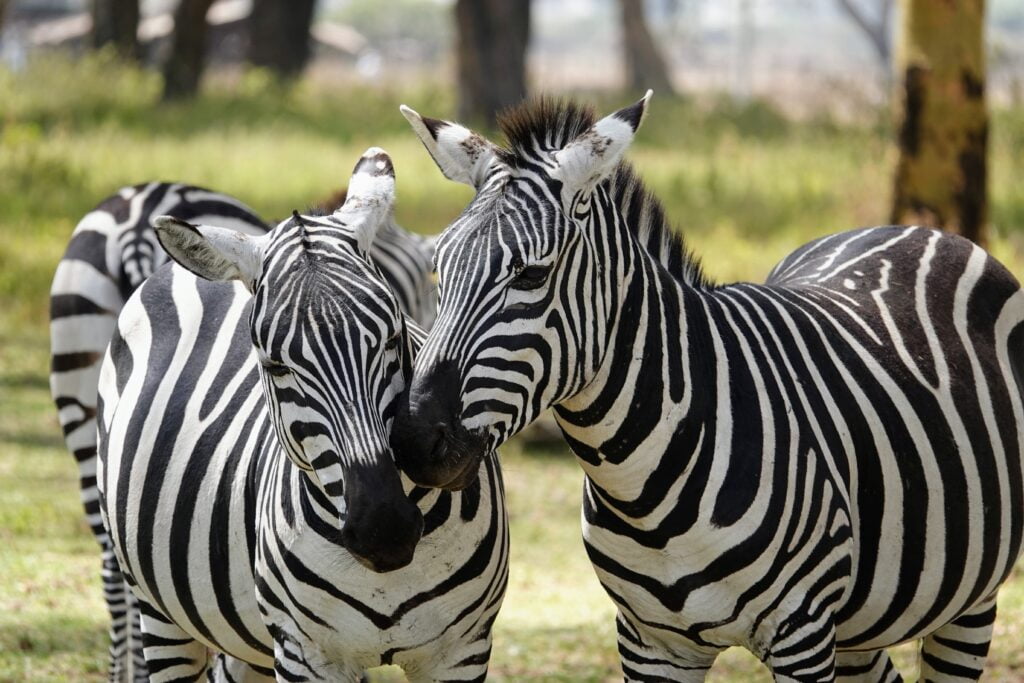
[50, 181, 437, 680]
[395, 97, 1024, 681]
[96, 154, 506, 682]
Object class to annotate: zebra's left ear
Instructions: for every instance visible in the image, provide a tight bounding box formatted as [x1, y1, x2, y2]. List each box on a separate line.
[551, 90, 652, 193]
[400, 105, 499, 190]
[335, 147, 397, 255]
[153, 216, 265, 291]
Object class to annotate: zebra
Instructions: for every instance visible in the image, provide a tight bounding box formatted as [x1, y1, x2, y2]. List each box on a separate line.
[49, 181, 436, 680]
[389, 94, 1024, 682]
[96, 149, 508, 682]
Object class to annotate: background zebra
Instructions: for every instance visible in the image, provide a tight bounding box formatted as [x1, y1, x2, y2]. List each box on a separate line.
[49, 181, 436, 680]
[96, 149, 507, 681]
[390, 96, 1024, 681]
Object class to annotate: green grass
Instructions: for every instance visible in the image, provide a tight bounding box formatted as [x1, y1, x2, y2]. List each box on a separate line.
[2, 54, 1024, 680]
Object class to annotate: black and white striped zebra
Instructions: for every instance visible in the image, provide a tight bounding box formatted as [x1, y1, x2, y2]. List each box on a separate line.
[390, 95, 1024, 681]
[96, 149, 507, 682]
[50, 181, 436, 680]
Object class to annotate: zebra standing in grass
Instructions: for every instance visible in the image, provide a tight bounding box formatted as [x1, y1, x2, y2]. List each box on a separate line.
[49, 182, 436, 680]
[97, 149, 507, 681]
[390, 95, 1024, 681]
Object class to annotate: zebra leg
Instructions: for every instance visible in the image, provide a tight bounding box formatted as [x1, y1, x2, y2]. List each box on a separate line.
[834, 650, 903, 682]
[615, 614, 717, 682]
[765, 615, 837, 682]
[207, 653, 275, 682]
[101, 543, 131, 682]
[127, 590, 150, 682]
[138, 599, 210, 682]
[918, 594, 998, 682]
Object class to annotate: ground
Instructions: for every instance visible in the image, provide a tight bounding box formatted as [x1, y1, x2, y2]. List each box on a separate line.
[1, 55, 1023, 681]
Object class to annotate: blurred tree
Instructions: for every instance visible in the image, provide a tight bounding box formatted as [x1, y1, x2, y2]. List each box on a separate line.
[0, 1, 7, 33]
[162, 0, 215, 100]
[247, 0, 318, 79]
[90, 0, 140, 59]
[834, 0, 894, 85]
[618, 0, 674, 95]
[455, 0, 530, 127]
[891, 0, 988, 245]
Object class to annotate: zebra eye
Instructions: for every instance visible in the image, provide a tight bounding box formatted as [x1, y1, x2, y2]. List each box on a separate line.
[384, 334, 400, 352]
[262, 361, 291, 377]
[510, 264, 552, 291]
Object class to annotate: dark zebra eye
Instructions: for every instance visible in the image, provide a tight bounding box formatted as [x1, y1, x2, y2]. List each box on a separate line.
[262, 361, 290, 377]
[510, 265, 552, 291]
[384, 334, 401, 352]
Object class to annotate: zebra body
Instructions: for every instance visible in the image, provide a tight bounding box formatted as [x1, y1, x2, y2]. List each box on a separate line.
[392, 97, 1024, 681]
[97, 152, 506, 681]
[52, 181, 437, 680]
[50, 182, 268, 680]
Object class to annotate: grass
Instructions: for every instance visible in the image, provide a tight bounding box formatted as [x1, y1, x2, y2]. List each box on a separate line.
[1, 54, 1024, 680]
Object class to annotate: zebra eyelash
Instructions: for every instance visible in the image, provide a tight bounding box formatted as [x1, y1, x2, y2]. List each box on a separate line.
[261, 361, 291, 377]
[509, 261, 552, 291]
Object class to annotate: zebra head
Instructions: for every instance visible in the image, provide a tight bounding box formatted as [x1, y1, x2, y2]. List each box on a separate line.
[154, 148, 424, 572]
[391, 94, 652, 489]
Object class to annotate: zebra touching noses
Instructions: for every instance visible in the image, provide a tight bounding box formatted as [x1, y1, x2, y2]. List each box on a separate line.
[395, 94, 1024, 681]
[153, 149, 423, 572]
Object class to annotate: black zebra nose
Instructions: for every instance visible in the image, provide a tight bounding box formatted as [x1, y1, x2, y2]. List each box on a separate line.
[392, 361, 483, 490]
[340, 459, 423, 572]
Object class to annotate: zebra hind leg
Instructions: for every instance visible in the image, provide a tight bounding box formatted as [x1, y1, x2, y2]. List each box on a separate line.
[918, 594, 998, 682]
[835, 650, 903, 682]
[126, 590, 150, 682]
[138, 599, 210, 682]
[101, 544, 130, 682]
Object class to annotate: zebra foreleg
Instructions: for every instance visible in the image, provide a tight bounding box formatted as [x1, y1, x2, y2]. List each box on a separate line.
[207, 653, 275, 682]
[834, 650, 903, 682]
[615, 614, 717, 682]
[918, 594, 998, 682]
[138, 600, 210, 682]
[765, 616, 838, 682]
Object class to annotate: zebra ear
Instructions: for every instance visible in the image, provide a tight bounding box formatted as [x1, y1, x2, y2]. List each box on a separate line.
[551, 90, 652, 193]
[153, 216, 264, 291]
[335, 147, 397, 254]
[400, 105, 498, 190]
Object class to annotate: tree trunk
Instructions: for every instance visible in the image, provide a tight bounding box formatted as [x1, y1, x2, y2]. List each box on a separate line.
[162, 0, 215, 101]
[891, 0, 988, 245]
[90, 0, 140, 59]
[455, 0, 530, 128]
[247, 0, 318, 80]
[618, 0, 675, 95]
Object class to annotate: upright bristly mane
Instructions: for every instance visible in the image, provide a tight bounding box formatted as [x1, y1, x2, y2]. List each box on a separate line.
[496, 97, 710, 288]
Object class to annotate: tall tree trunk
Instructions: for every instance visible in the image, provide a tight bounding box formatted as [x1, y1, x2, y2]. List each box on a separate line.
[891, 0, 987, 245]
[455, 0, 530, 128]
[90, 0, 139, 59]
[618, 0, 675, 95]
[162, 0, 215, 101]
[247, 0, 318, 80]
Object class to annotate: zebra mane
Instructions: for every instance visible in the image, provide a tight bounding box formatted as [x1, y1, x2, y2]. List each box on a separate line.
[497, 97, 711, 288]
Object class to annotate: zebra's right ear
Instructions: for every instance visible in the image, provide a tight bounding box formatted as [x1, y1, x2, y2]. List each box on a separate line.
[400, 105, 499, 190]
[153, 216, 264, 291]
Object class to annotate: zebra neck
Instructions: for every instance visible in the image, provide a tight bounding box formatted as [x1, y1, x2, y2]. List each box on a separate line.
[554, 251, 715, 502]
